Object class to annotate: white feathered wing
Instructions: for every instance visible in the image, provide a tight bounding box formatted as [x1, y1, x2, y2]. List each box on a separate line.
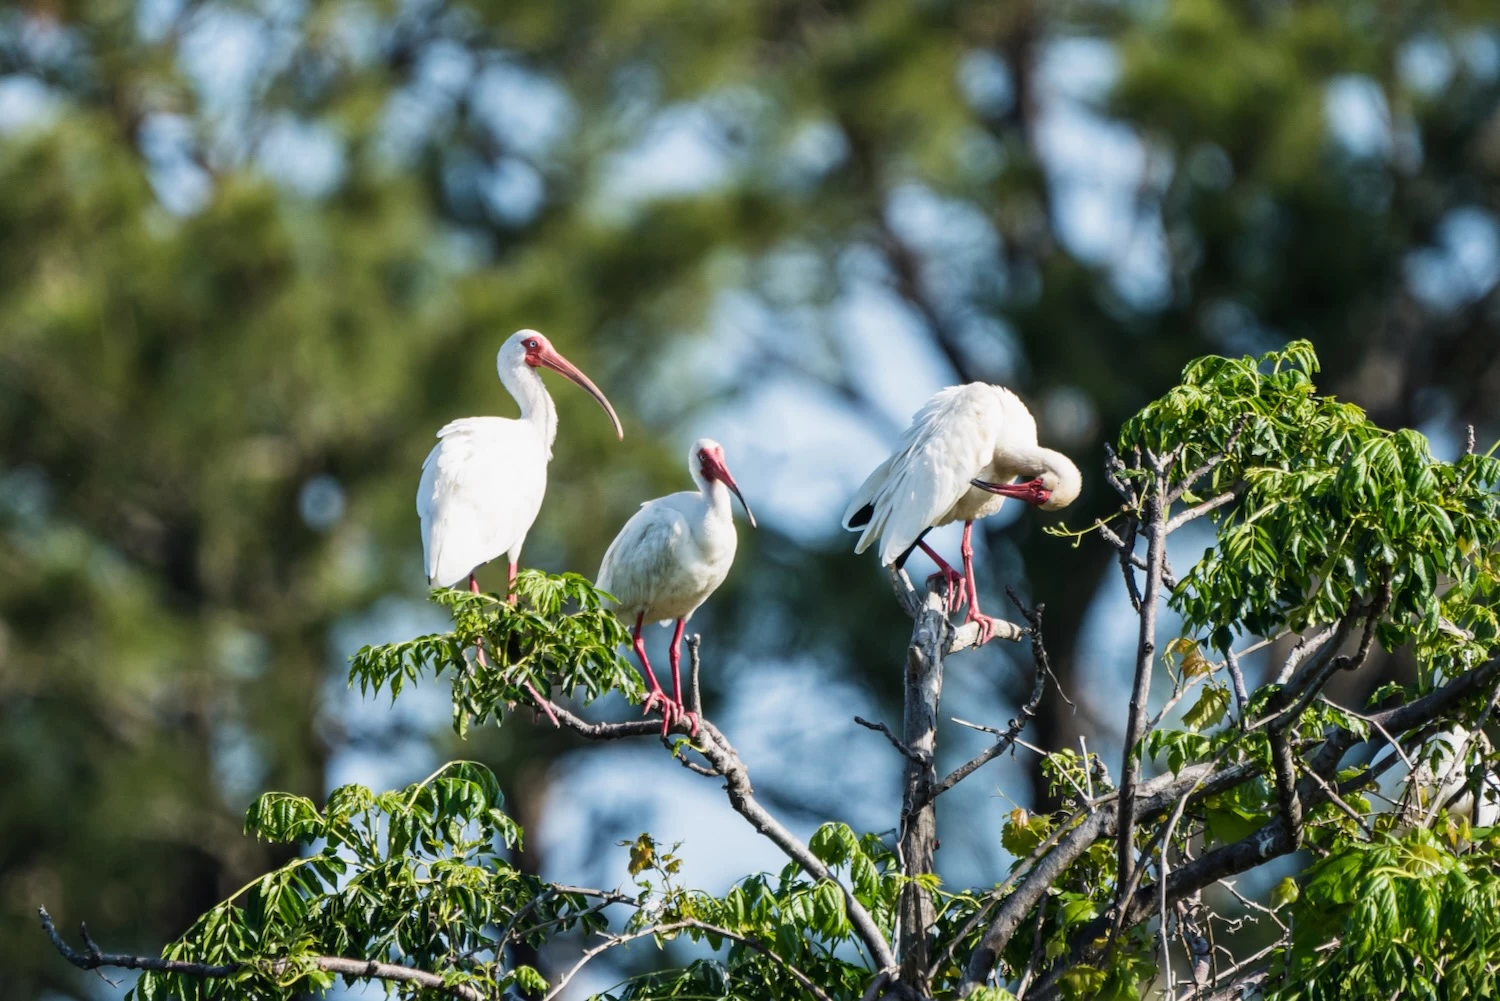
[417, 417, 547, 587]
[841, 385, 1020, 565]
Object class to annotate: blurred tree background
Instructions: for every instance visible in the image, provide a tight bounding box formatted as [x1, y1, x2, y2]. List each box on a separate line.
[1, 0, 1497, 997]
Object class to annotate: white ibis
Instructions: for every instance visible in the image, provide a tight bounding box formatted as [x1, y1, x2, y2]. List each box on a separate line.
[1411, 724, 1500, 826]
[417, 330, 622, 724]
[842, 383, 1081, 644]
[597, 438, 755, 736]
[417, 329, 623, 595]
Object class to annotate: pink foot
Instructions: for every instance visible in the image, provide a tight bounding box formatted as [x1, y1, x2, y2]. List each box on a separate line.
[642, 688, 676, 735]
[967, 612, 1005, 646]
[676, 706, 700, 738]
[926, 567, 967, 613]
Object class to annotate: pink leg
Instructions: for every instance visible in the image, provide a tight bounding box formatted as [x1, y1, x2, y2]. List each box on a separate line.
[919, 540, 966, 613]
[668, 618, 698, 737]
[960, 522, 1003, 646]
[472, 570, 558, 728]
[634, 612, 674, 735]
[507, 562, 518, 605]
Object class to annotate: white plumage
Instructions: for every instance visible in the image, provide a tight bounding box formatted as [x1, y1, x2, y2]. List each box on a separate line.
[598, 438, 755, 734]
[842, 383, 1081, 644]
[417, 329, 622, 591]
[1411, 725, 1500, 826]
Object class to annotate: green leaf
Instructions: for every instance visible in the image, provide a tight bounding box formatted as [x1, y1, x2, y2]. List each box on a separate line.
[1182, 683, 1231, 732]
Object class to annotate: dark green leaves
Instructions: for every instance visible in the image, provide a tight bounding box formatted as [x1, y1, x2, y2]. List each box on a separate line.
[1280, 830, 1500, 1001]
[1115, 341, 1500, 687]
[349, 570, 642, 735]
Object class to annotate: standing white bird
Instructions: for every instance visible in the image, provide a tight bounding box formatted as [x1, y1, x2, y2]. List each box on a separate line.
[598, 438, 756, 735]
[842, 384, 1081, 644]
[417, 329, 623, 598]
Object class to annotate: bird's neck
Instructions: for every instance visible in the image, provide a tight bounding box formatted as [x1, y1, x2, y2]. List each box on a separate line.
[997, 443, 1064, 478]
[501, 362, 558, 455]
[693, 471, 732, 517]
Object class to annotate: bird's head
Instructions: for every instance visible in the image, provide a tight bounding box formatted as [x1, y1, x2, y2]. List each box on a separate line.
[693, 438, 756, 527]
[969, 451, 1082, 511]
[501, 329, 624, 439]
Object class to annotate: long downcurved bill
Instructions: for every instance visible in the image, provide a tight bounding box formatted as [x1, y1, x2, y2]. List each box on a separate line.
[536, 345, 624, 439]
[970, 476, 1050, 505]
[704, 452, 757, 528]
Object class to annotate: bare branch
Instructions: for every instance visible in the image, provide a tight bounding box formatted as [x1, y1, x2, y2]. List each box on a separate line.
[39, 908, 487, 1001]
[1166, 414, 1252, 504]
[1015, 899, 1048, 1000]
[1117, 478, 1169, 901]
[1224, 647, 1250, 720]
[689, 633, 704, 720]
[520, 665, 897, 973]
[1268, 730, 1304, 848]
[1164, 485, 1245, 534]
[887, 567, 1026, 648]
[856, 716, 930, 764]
[1298, 763, 1373, 837]
[1157, 792, 1192, 997]
[541, 919, 835, 1001]
[916, 598, 1050, 809]
[1273, 623, 1343, 685]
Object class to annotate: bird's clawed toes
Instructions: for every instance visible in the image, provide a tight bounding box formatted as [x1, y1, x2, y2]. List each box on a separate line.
[926, 567, 967, 613]
[677, 707, 700, 738]
[642, 689, 678, 735]
[967, 613, 1003, 646]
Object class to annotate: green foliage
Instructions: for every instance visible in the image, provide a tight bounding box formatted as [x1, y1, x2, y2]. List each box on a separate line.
[1276, 829, 1500, 1000]
[130, 761, 584, 1000]
[1118, 341, 1500, 680]
[597, 825, 907, 1000]
[1181, 682, 1232, 732]
[349, 570, 642, 735]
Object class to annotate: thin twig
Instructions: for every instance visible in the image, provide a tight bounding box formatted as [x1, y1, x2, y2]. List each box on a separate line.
[540, 919, 834, 1001]
[1224, 647, 1250, 721]
[916, 596, 1050, 809]
[1297, 764, 1373, 837]
[1015, 898, 1048, 1000]
[39, 908, 486, 1001]
[1166, 414, 1252, 504]
[856, 716, 930, 764]
[1164, 485, 1245, 534]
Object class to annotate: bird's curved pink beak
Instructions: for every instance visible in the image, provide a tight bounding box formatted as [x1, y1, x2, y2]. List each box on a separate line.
[970, 477, 1051, 506]
[534, 344, 624, 440]
[703, 451, 757, 528]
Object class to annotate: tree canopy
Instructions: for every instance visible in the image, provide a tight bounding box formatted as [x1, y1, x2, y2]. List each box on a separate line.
[38, 342, 1500, 1000]
[5, 1, 1500, 998]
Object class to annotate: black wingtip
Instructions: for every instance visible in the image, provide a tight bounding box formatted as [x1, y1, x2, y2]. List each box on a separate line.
[846, 503, 874, 529]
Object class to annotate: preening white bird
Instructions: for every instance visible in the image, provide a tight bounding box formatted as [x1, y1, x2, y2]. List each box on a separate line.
[417, 329, 623, 597]
[597, 438, 755, 735]
[842, 383, 1082, 644]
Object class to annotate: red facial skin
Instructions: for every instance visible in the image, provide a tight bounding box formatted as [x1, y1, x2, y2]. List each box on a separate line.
[521, 334, 624, 440]
[969, 476, 1052, 506]
[699, 446, 757, 527]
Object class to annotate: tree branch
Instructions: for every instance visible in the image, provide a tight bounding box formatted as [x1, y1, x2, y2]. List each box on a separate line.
[520, 668, 898, 974]
[541, 919, 835, 1001]
[1117, 478, 1168, 900]
[1164, 485, 1244, 534]
[38, 908, 487, 1001]
[915, 597, 1050, 810]
[1268, 729, 1304, 849]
